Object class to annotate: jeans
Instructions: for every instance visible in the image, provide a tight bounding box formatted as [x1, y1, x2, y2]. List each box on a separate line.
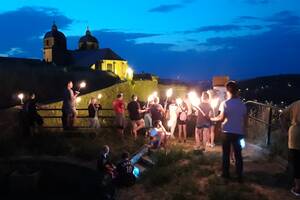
[222, 133, 243, 178]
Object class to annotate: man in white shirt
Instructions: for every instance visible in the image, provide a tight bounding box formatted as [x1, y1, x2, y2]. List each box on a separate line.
[211, 81, 247, 182]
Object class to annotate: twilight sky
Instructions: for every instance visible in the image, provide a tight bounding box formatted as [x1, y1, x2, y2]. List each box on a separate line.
[0, 0, 299, 80]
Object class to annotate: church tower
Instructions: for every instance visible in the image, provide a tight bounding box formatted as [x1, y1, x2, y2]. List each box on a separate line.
[43, 23, 67, 65]
[78, 27, 99, 50]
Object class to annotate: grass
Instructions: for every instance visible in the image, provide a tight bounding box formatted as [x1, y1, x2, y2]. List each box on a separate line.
[0, 127, 144, 162]
[121, 142, 275, 200]
[207, 175, 268, 200]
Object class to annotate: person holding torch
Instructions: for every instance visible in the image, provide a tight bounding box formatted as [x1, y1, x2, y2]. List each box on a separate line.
[195, 92, 213, 151]
[62, 81, 79, 130]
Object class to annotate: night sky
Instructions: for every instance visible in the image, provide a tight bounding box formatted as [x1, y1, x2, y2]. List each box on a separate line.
[0, 0, 299, 80]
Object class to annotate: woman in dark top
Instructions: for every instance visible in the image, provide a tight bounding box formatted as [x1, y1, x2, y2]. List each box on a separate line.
[150, 97, 165, 126]
[195, 92, 213, 150]
[22, 93, 43, 136]
[88, 97, 101, 128]
[177, 101, 188, 143]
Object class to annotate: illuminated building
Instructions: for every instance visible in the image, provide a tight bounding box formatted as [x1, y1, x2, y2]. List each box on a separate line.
[43, 23, 130, 80]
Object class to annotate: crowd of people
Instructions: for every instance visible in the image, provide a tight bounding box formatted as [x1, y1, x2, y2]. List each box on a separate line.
[19, 79, 300, 197]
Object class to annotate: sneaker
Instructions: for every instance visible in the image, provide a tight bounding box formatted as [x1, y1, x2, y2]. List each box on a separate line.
[291, 187, 300, 197]
[210, 143, 215, 148]
[206, 142, 211, 147]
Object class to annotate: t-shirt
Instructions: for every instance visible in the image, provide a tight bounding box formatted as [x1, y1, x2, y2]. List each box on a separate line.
[113, 99, 125, 114]
[150, 104, 164, 122]
[282, 100, 300, 149]
[116, 158, 136, 186]
[219, 98, 247, 135]
[196, 102, 213, 128]
[117, 159, 134, 177]
[88, 103, 102, 118]
[127, 101, 142, 120]
[23, 99, 38, 115]
[62, 88, 76, 114]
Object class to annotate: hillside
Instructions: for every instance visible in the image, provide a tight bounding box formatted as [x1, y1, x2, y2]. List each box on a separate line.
[0, 57, 121, 108]
[238, 74, 300, 105]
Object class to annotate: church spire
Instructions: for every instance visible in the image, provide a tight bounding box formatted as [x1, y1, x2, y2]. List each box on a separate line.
[86, 26, 91, 35]
[52, 20, 57, 31]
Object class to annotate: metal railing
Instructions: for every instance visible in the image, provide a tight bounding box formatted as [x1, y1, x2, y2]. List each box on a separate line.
[245, 101, 283, 146]
[37, 108, 120, 129]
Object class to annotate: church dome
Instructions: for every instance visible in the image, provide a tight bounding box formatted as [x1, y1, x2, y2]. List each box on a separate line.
[78, 28, 99, 50]
[43, 23, 67, 49]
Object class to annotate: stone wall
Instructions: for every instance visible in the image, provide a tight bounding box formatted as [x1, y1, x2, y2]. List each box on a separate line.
[38, 80, 189, 128]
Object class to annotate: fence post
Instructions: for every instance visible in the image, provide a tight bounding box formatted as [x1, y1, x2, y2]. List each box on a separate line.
[267, 107, 272, 146]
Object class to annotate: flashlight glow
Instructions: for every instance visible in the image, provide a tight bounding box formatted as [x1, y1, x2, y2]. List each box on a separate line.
[166, 88, 173, 98]
[152, 91, 158, 97]
[133, 166, 140, 178]
[240, 138, 246, 149]
[97, 94, 102, 99]
[79, 81, 86, 89]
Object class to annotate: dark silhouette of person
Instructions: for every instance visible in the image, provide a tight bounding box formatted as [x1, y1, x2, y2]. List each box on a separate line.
[21, 92, 43, 136]
[115, 152, 136, 187]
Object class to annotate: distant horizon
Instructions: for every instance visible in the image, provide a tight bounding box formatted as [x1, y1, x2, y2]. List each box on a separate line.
[1, 53, 300, 82]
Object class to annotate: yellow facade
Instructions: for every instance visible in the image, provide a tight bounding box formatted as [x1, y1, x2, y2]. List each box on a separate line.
[91, 59, 131, 80]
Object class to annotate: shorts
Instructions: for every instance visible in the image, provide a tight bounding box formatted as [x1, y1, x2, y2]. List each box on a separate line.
[196, 124, 211, 129]
[289, 149, 300, 179]
[177, 118, 186, 125]
[115, 113, 125, 129]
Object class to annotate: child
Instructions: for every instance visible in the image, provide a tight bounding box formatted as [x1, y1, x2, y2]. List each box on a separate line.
[149, 120, 170, 149]
[88, 97, 102, 128]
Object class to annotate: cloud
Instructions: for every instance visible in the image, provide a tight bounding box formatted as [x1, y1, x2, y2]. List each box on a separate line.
[0, 47, 24, 57]
[244, 0, 271, 5]
[148, 4, 183, 13]
[148, 0, 196, 13]
[265, 10, 300, 25]
[183, 24, 263, 34]
[0, 6, 73, 58]
[0, 7, 299, 80]
[233, 16, 261, 23]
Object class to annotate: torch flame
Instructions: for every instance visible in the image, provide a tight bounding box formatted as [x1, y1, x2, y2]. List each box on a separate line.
[188, 91, 200, 107]
[166, 88, 173, 98]
[76, 97, 81, 103]
[79, 81, 86, 88]
[176, 98, 183, 105]
[210, 98, 219, 109]
[17, 93, 24, 100]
